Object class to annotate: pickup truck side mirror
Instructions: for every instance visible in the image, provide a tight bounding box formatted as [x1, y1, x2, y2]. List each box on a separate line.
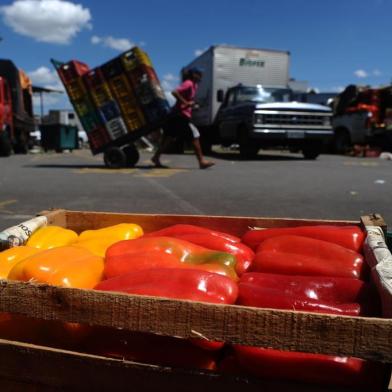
[217, 89, 225, 103]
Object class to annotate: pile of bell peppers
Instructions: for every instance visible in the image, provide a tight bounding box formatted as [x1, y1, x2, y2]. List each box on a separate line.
[0, 221, 388, 388]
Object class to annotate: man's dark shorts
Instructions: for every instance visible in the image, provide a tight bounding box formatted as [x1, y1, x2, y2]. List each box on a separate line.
[162, 114, 199, 141]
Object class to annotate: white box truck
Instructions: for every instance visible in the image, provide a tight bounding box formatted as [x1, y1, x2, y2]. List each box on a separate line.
[184, 45, 333, 159]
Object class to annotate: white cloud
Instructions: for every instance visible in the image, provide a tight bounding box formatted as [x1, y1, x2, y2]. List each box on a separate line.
[163, 73, 178, 83]
[28, 66, 65, 91]
[373, 69, 382, 76]
[161, 73, 179, 106]
[0, 0, 92, 44]
[91, 35, 134, 51]
[28, 66, 58, 85]
[354, 69, 368, 78]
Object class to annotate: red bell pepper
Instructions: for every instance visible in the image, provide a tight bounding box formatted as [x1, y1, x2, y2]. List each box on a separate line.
[253, 235, 365, 279]
[104, 236, 237, 279]
[95, 268, 238, 304]
[240, 272, 371, 305]
[81, 327, 218, 370]
[242, 225, 365, 252]
[233, 346, 388, 390]
[153, 232, 254, 275]
[238, 282, 361, 316]
[143, 224, 240, 243]
[96, 268, 238, 351]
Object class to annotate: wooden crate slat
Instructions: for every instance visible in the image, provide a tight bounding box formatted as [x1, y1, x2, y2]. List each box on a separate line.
[0, 339, 366, 392]
[58, 209, 356, 235]
[0, 279, 391, 362]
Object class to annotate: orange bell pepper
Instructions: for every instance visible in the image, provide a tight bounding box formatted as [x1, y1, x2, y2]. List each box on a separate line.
[0, 246, 42, 278]
[26, 226, 78, 249]
[8, 246, 104, 289]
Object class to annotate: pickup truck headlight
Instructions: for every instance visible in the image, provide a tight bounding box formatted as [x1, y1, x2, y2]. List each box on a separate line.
[254, 114, 263, 124]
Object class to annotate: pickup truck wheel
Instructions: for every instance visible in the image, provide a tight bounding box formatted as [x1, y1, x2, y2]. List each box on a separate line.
[302, 143, 321, 160]
[334, 130, 352, 154]
[104, 147, 127, 169]
[123, 144, 140, 167]
[0, 130, 12, 157]
[239, 127, 259, 159]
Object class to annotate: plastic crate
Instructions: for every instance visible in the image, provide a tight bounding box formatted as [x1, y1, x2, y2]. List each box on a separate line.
[101, 57, 124, 80]
[127, 64, 159, 89]
[123, 111, 146, 132]
[73, 99, 96, 117]
[135, 82, 166, 106]
[143, 99, 171, 124]
[108, 74, 135, 99]
[105, 117, 128, 140]
[65, 78, 87, 101]
[87, 127, 112, 153]
[58, 60, 89, 83]
[90, 84, 114, 107]
[99, 101, 121, 123]
[121, 47, 153, 71]
[79, 111, 103, 134]
[83, 68, 107, 90]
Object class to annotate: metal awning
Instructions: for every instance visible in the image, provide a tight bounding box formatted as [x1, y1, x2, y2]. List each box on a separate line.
[32, 85, 63, 118]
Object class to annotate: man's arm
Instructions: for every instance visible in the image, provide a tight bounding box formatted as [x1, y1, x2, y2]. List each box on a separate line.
[172, 89, 193, 107]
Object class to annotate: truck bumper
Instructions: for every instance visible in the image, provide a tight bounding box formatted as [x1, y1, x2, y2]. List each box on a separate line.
[250, 128, 333, 144]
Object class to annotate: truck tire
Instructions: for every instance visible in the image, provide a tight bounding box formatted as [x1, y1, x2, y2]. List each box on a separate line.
[302, 142, 321, 160]
[104, 147, 127, 169]
[334, 130, 352, 154]
[123, 144, 140, 167]
[238, 126, 259, 159]
[0, 129, 12, 157]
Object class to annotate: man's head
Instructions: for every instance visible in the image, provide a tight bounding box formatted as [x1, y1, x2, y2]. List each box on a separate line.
[188, 67, 203, 82]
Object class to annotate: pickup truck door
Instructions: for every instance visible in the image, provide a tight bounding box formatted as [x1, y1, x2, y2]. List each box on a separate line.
[216, 89, 238, 141]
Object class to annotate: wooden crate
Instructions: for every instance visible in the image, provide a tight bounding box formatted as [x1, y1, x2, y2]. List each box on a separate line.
[0, 209, 391, 391]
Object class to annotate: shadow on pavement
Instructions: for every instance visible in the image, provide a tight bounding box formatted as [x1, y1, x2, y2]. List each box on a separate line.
[23, 164, 171, 170]
[205, 150, 304, 161]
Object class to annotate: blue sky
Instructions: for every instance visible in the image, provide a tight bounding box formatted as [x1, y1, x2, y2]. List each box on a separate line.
[0, 0, 391, 113]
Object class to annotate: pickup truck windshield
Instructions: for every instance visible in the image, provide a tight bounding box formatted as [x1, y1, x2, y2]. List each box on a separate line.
[236, 86, 292, 103]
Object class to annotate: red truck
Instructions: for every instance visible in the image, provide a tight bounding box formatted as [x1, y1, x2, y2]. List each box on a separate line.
[0, 59, 34, 156]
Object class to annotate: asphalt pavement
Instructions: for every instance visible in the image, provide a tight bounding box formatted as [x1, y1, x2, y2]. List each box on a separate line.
[0, 147, 391, 229]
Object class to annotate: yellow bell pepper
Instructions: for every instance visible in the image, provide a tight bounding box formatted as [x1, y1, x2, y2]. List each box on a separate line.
[0, 246, 43, 279]
[8, 246, 104, 289]
[74, 237, 123, 258]
[79, 223, 143, 242]
[26, 226, 78, 250]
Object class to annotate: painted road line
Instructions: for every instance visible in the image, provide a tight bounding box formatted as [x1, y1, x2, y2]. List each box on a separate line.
[142, 177, 204, 214]
[0, 200, 17, 209]
[0, 200, 18, 215]
[136, 169, 187, 177]
[343, 161, 379, 167]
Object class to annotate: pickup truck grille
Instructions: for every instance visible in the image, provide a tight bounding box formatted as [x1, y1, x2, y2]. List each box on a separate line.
[263, 113, 327, 126]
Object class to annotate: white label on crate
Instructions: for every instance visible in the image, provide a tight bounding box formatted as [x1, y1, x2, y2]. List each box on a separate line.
[105, 117, 128, 140]
[0, 216, 48, 250]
